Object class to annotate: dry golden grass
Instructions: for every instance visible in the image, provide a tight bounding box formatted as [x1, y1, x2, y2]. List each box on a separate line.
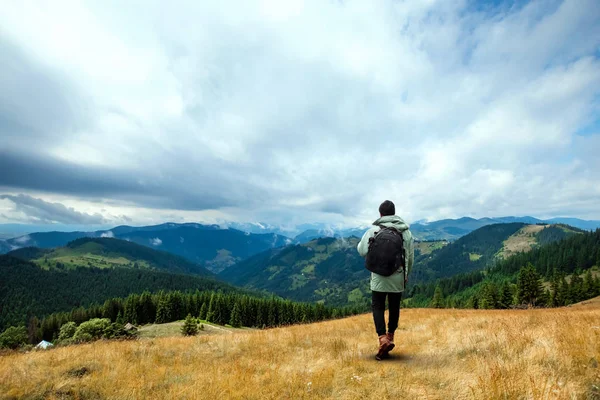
[1, 302, 599, 400]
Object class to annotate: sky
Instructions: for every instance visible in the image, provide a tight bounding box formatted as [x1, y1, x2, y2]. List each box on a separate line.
[1, 0, 600, 230]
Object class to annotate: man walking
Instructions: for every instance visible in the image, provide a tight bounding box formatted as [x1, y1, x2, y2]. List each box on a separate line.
[357, 200, 414, 360]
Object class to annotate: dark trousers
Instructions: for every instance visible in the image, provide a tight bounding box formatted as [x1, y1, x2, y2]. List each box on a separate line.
[372, 291, 402, 337]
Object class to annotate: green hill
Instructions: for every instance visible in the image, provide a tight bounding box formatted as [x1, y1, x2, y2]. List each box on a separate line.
[406, 228, 600, 308]
[8, 237, 213, 276]
[220, 237, 369, 306]
[411, 223, 582, 283]
[0, 255, 239, 331]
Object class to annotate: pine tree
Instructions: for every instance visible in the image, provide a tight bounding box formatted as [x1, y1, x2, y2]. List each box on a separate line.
[431, 285, 444, 308]
[517, 263, 543, 306]
[582, 270, 594, 299]
[550, 270, 560, 307]
[556, 276, 569, 306]
[542, 289, 552, 307]
[499, 282, 513, 309]
[569, 273, 584, 304]
[198, 303, 208, 321]
[229, 303, 243, 328]
[479, 282, 498, 309]
[155, 298, 171, 324]
[206, 294, 216, 323]
[181, 314, 198, 336]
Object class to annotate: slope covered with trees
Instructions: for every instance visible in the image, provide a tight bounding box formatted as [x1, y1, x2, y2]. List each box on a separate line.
[0, 255, 237, 331]
[220, 237, 370, 306]
[412, 223, 527, 282]
[406, 229, 600, 309]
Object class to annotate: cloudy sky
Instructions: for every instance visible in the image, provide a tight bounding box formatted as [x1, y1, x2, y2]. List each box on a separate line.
[1, 0, 599, 229]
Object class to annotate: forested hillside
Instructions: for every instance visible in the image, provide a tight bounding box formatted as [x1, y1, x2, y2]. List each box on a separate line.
[220, 237, 370, 306]
[220, 223, 578, 307]
[406, 229, 600, 308]
[412, 223, 527, 282]
[0, 255, 237, 331]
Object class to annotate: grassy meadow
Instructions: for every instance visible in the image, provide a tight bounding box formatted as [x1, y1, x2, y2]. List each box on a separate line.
[1, 300, 599, 399]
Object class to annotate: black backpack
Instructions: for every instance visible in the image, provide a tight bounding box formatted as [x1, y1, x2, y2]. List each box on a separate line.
[365, 226, 405, 277]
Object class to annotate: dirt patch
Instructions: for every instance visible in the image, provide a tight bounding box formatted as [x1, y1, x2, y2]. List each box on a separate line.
[66, 366, 91, 378]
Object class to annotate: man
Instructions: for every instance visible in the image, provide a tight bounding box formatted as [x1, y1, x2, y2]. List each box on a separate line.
[357, 200, 414, 360]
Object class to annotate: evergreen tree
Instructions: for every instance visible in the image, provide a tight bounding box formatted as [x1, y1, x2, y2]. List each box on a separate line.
[582, 270, 594, 299]
[499, 282, 513, 309]
[517, 263, 543, 306]
[550, 270, 560, 307]
[556, 276, 569, 306]
[466, 294, 478, 309]
[229, 303, 243, 328]
[181, 314, 198, 336]
[155, 297, 171, 324]
[27, 316, 42, 344]
[431, 285, 444, 308]
[198, 302, 208, 321]
[542, 289, 552, 307]
[479, 282, 498, 309]
[138, 291, 155, 325]
[569, 273, 584, 304]
[206, 293, 216, 323]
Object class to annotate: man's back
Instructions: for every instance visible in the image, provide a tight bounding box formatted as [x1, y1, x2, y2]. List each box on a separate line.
[357, 214, 414, 293]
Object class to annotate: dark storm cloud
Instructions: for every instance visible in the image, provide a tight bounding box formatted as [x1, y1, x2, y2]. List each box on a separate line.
[0, 149, 254, 211]
[0, 194, 106, 224]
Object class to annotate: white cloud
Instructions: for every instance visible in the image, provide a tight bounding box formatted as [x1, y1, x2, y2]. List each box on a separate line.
[0, 0, 599, 226]
[100, 231, 114, 238]
[150, 237, 162, 246]
[14, 235, 31, 244]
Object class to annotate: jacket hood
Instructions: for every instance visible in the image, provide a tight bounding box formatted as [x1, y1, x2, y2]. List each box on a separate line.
[373, 215, 410, 232]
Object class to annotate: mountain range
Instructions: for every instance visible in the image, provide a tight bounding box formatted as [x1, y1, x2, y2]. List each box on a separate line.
[0, 223, 291, 273]
[218, 223, 583, 306]
[1, 219, 594, 332]
[7, 237, 214, 276]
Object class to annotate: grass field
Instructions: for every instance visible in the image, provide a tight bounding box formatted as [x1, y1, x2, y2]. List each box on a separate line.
[1, 301, 599, 399]
[137, 320, 249, 339]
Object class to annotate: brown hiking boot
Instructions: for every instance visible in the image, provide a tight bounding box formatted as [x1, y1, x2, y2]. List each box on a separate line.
[385, 332, 395, 354]
[376, 335, 391, 361]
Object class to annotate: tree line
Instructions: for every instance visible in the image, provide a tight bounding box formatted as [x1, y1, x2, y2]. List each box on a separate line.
[16, 289, 364, 345]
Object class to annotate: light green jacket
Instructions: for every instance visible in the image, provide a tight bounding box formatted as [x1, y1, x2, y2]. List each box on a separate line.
[357, 215, 414, 293]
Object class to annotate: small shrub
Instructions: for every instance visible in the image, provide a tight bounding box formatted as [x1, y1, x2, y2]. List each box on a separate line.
[0, 326, 28, 349]
[58, 322, 77, 341]
[181, 314, 199, 336]
[73, 318, 111, 342]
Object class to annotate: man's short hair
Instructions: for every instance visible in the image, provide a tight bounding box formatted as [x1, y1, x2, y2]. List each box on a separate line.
[379, 200, 395, 216]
